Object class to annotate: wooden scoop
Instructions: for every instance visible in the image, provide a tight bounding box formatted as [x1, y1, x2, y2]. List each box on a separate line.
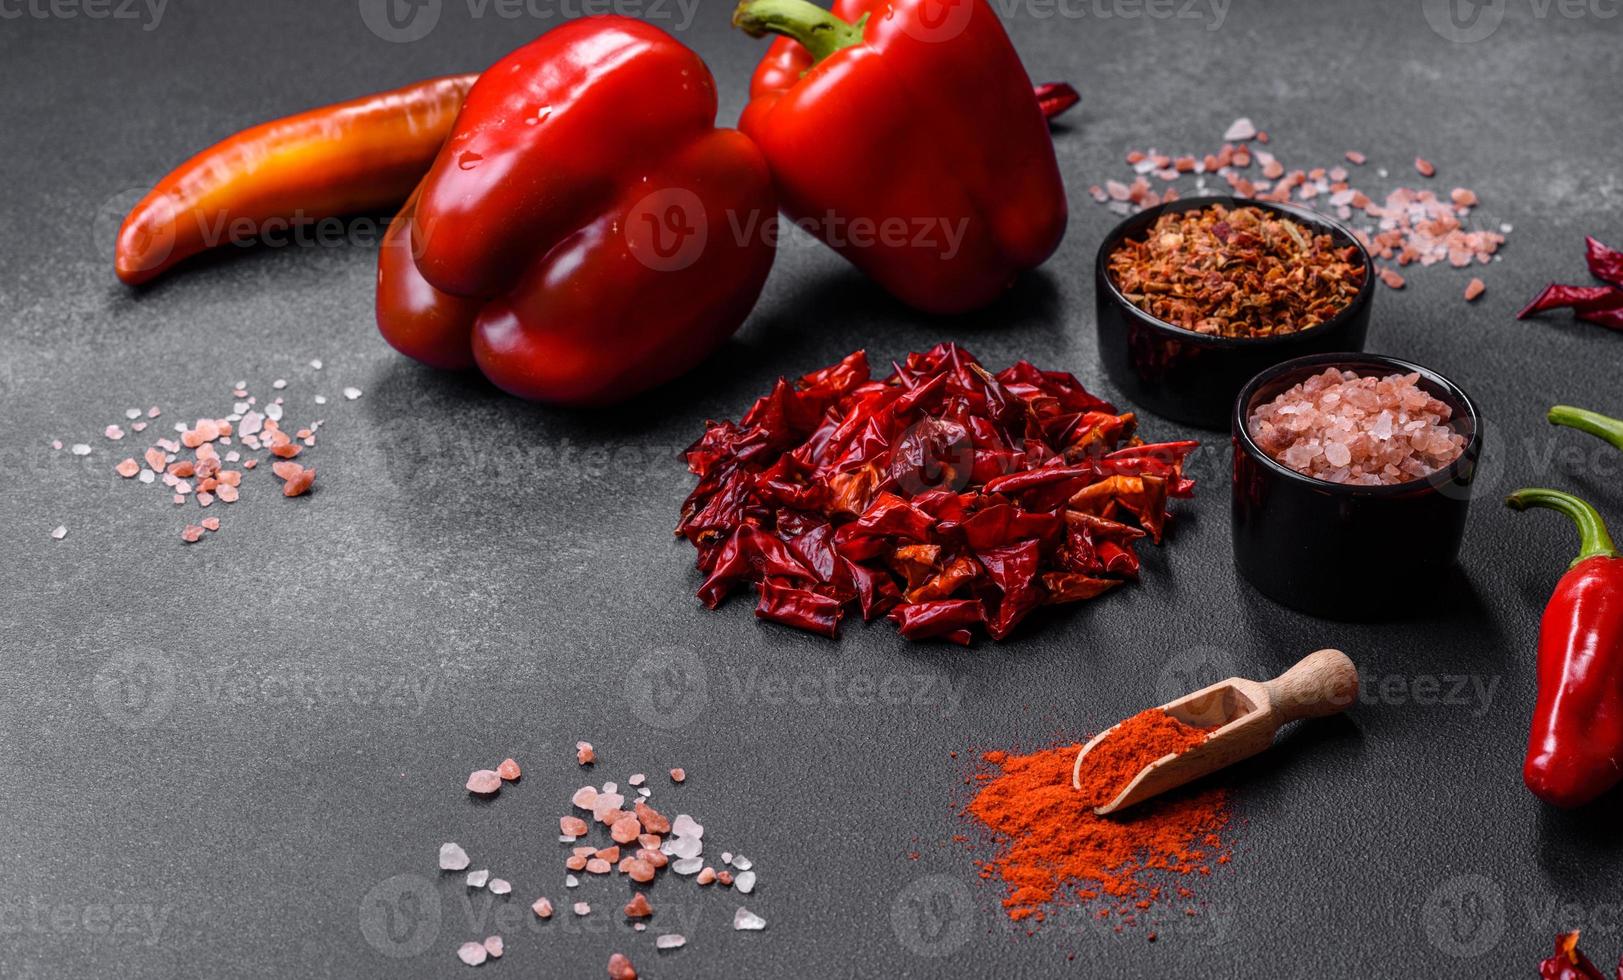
[1072, 648, 1359, 815]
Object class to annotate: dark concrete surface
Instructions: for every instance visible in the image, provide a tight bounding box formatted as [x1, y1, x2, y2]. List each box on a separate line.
[2, 0, 1622, 976]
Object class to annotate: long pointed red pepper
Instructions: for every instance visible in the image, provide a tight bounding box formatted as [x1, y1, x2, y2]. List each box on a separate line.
[1506, 486, 1623, 808]
[116, 74, 477, 285]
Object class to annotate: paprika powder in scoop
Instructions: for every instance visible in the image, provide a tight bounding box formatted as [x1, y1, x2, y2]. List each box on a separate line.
[733, 0, 1068, 314]
[377, 18, 777, 405]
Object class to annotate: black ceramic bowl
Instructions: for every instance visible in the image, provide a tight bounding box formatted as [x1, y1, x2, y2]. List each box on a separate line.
[1095, 196, 1376, 430]
[1231, 353, 1482, 620]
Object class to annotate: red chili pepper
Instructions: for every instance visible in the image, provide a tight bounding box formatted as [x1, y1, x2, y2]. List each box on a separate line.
[1033, 81, 1082, 121]
[1587, 236, 1623, 287]
[1518, 237, 1623, 333]
[1540, 931, 1621, 980]
[116, 74, 477, 286]
[732, 0, 1068, 314]
[1506, 483, 1623, 808]
[376, 18, 777, 404]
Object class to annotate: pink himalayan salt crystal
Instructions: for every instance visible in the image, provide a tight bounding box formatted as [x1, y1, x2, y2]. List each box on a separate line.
[457, 942, 488, 966]
[467, 770, 502, 795]
[483, 936, 504, 958]
[1249, 368, 1466, 486]
[532, 897, 554, 919]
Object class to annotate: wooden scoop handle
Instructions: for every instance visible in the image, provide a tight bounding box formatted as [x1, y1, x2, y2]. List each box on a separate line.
[1263, 648, 1359, 724]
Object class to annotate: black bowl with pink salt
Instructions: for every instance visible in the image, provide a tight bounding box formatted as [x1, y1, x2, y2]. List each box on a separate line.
[1231, 353, 1481, 620]
[1096, 197, 1375, 431]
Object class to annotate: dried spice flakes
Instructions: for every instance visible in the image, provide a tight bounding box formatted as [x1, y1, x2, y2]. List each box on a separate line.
[677, 344, 1196, 644]
[1108, 204, 1365, 339]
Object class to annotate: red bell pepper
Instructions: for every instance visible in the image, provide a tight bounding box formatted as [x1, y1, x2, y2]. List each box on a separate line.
[1506, 485, 1623, 808]
[732, 0, 1067, 314]
[377, 17, 776, 404]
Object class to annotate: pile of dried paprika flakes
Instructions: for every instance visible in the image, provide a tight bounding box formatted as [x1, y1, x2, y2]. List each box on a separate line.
[676, 344, 1196, 643]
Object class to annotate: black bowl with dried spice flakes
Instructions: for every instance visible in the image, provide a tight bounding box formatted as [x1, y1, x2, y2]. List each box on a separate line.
[1095, 197, 1375, 430]
[1231, 352, 1482, 620]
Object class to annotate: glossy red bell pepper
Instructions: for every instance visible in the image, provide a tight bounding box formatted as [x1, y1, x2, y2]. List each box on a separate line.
[377, 17, 776, 404]
[1506, 485, 1623, 808]
[733, 0, 1067, 314]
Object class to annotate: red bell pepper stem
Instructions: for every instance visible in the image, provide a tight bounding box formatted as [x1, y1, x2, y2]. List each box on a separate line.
[734, 0, 1079, 121]
[1549, 405, 1623, 454]
[1507, 489, 1616, 567]
[732, 0, 866, 63]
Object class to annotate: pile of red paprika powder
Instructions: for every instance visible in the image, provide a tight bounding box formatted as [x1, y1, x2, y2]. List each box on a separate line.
[964, 710, 1233, 928]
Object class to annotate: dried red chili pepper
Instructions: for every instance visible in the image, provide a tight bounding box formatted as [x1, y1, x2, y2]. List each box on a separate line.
[676, 344, 1196, 643]
[1586, 236, 1623, 288]
[1518, 238, 1623, 334]
[1033, 82, 1081, 121]
[1540, 931, 1621, 980]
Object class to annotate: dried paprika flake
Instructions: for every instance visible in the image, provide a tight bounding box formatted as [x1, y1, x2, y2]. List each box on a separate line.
[676, 344, 1196, 644]
[1107, 204, 1365, 339]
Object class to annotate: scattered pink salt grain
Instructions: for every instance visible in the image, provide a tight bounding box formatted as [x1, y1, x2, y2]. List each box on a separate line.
[577, 742, 596, 765]
[611, 818, 642, 845]
[1249, 368, 1467, 486]
[201, 518, 221, 532]
[467, 770, 502, 795]
[561, 816, 589, 836]
[497, 758, 521, 781]
[624, 893, 653, 918]
[1223, 117, 1256, 141]
[608, 952, 637, 980]
[181, 525, 204, 543]
[572, 786, 599, 809]
[104, 425, 124, 440]
[440, 842, 472, 871]
[697, 867, 717, 885]
[587, 858, 612, 874]
[669, 768, 685, 783]
[482, 936, 503, 958]
[281, 465, 315, 497]
[574, 902, 592, 916]
[457, 942, 488, 966]
[115, 458, 140, 478]
[1379, 268, 1406, 290]
[50, 525, 68, 540]
[626, 859, 656, 883]
[532, 897, 554, 919]
[1414, 157, 1436, 178]
[1465, 278, 1486, 302]
[1345, 150, 1367, 165]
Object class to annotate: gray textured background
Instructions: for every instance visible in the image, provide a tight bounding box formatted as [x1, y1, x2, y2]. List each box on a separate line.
[3, 0, 1622, 976]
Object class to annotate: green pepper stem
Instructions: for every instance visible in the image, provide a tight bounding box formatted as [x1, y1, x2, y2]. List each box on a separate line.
[1507, 488, 1618, 566]
[1549, 405, 1623, 453]
[732, 0, 866, 64]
